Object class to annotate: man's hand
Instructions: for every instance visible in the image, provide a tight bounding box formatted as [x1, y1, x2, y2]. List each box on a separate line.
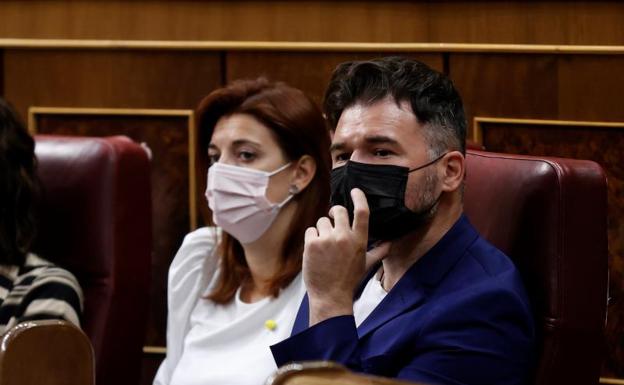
[303, 188, 388, 326]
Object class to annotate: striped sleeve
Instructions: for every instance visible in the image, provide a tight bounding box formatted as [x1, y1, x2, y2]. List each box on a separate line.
[0, 260, 84, 331]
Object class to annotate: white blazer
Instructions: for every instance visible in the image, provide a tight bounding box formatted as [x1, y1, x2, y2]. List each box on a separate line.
[153, 227, 220, 385]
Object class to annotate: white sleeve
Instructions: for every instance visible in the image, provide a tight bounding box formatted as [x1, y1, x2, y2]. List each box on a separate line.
[153, 227, 219, 385]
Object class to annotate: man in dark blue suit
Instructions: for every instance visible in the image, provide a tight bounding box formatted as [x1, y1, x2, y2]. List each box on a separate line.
[270, 57, 535, 385]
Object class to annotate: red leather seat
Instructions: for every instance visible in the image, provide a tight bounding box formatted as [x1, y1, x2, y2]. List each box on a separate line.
[464, 150, 608, 385]
[32, 135, 152, 385]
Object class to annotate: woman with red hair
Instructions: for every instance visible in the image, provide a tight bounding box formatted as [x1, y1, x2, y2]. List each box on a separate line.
[154, 78, 331, 385]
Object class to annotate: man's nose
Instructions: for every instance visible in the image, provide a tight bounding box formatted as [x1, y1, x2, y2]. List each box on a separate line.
[349, 150, 365, 163]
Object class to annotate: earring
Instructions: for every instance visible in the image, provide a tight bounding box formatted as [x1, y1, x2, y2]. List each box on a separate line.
[288, 185, 300, 195]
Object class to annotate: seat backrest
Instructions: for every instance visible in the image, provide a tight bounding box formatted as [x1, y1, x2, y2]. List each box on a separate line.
[33, 135, 152, 385]
[464, 150, 608, 385]
[0, 320, 94, 385]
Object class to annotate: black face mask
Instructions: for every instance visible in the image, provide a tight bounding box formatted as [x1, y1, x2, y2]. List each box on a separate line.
[330, 153, 446, 243]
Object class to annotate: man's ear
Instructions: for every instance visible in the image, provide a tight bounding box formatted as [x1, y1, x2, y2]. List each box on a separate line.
[440, 151, 465, 193]
[290, 155, 317, 193]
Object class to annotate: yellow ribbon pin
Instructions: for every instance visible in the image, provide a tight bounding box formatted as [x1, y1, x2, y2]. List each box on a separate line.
[265, 319, 277, 331]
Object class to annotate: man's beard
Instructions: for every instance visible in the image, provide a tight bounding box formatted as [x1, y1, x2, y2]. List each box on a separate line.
[406, 168, 440, 223]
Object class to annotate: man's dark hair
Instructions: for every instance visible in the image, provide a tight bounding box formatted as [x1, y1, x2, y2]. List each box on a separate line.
[323, 56, 467, 156]
[0, 98, 40, 266]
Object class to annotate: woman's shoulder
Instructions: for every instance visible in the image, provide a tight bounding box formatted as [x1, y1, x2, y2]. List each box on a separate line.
[21, 253, 82, 293]
[168, 227, 221, 299]
[182, 226, 220, 247]
[170, 227, 220, 271]
[6, 253, 84, 328]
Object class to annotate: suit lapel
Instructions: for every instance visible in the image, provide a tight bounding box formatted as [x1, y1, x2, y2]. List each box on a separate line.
[291, 215, 479, 339]
[357, 270, 427, 338]
[357, 215, 478, 339]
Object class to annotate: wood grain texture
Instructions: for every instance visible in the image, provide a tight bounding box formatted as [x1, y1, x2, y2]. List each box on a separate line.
[481, 121, 624, 378]
[449, 54, 559, 138]
[2, 49, 221, 118]
[429, 1, 624, 45]
[558, 56, 624, 121]
[226, 52, 443, 107]
[0, 1, 623, 44]
[32, 113, 195, 349]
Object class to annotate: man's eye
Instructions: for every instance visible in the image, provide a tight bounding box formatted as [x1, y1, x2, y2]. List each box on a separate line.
[335, 153, 351, 162]
[374, 149, 393, 157]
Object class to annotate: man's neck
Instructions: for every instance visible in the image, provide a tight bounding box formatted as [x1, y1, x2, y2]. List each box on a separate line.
[380, 204, 463, 291]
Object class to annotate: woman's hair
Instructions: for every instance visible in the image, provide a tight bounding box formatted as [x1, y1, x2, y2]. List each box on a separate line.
[197, 78, 331, 303]
[0, 98, 40, 266]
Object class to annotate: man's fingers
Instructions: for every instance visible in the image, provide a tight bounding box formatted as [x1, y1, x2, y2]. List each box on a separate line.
[365, 242, 391, 271]
[316, 217, 333, 236]
[304, 226, 318, 244]
[328, 205, 350, 230]
[350, 188, 370, 236]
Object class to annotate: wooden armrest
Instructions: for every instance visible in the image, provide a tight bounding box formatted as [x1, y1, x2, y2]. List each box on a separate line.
[266, 361, 424, 385]
[0, 320, 94, 385]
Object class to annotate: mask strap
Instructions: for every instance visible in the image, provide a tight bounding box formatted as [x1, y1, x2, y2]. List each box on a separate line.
[275, 192, 295, 209]
[408, 152, 448, 173]
[267, 162, 292, 176]
[267, 162, 295, 211]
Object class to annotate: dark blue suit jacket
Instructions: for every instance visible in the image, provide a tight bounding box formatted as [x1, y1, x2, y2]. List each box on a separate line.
[271, 215, 535, 385]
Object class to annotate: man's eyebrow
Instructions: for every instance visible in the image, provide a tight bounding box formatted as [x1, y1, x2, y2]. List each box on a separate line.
[329, 142, 346, 152]
[364, 135, 400, 146]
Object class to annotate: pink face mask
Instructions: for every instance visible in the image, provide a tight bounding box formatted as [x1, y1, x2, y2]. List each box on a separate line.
[205, 162, 293, 244]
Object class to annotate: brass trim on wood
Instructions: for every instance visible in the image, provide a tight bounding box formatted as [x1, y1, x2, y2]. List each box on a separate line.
[143, 345, 166, 355]
[2, 38, 624, 54]
[28, 106, 198, 230]
[472, 116, 624, 145]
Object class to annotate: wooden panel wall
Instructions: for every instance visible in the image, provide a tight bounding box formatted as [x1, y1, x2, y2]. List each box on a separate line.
[226, 52, 444, 106]
[1, 1, 624, 44]
[3, 50, 222, 119]
[1, 1, 623, 384]
[451, 54, 624, 126]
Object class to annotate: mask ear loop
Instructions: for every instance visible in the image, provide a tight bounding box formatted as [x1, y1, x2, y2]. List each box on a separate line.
[267, 162, 296, 210]
[266, 162, 292, 176]
[407, 152, 448, 173]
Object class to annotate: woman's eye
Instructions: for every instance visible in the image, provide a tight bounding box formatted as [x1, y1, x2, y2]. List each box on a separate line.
[208, 153, 220, 166]
[238, 150, 256, 162]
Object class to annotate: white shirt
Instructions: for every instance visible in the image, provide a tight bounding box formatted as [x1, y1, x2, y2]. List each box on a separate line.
[353, 273, 388, 327]
[154, 227, 305, 385]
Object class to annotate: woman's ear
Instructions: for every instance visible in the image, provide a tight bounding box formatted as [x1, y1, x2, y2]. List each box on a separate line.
[440, 151, 465, 193]
[290, 155, 317, 193]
